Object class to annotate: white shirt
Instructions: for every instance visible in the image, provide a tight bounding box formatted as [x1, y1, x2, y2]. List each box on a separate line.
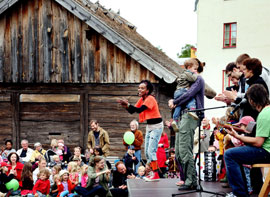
[17, 148, 34, 163]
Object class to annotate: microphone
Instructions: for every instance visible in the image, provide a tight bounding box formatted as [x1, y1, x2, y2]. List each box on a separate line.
[230, 98, 247, 115]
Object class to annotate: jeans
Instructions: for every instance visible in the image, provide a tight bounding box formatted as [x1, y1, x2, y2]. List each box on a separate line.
[59, 191, 76, 197]
[27, 191, 46, 197]
[74, 185, 107, 197]
[134, 150, 141, 174]
[145, 123, 163, 162]
[243, 166, 252, 193]
[224, 146, 270, 197]
[173, 88, 196, 120]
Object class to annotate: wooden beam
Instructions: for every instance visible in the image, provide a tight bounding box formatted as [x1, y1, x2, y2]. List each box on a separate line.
[84, 93, 89, 149]
[0, 0, 20, 15]
[11, 92, 20, 149]
[80, 93, 88, 149]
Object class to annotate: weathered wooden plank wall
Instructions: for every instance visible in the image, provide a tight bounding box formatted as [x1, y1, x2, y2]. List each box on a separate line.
[0, 0, 157, 84]
[0, 94, 12, 143]
[19, 102, 81, 147]
[87, 84, 172, 157]
[0, 84, 173, 157]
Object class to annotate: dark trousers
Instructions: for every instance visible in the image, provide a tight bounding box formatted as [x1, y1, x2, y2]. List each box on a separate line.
[74, 185, 106, 197]
[110, 188, 128, 197]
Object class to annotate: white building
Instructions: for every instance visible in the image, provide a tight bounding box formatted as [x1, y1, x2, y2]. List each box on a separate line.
[196, 0, 270, 118]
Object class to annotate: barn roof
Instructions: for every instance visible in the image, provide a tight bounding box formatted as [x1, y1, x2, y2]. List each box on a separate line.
[0, 0, 183, 84]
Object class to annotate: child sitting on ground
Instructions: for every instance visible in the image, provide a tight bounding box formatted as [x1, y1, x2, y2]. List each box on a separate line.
[32, 168, 51, 197]
[0, 162, 14, 197]
[50, 174, 60, 197]
[171, 58, 199, 132]
[57, 170, 78, 197]
[136, 166, 145, 179]
[80, 165, 88, 188]
[67, 161, 80, 186]
[21, 162, 34, 196]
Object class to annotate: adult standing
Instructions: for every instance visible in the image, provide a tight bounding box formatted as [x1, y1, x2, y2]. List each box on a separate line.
[87, 120, 110, 157]
[168, 69, 205, 190]
[118, 80, 164, 181]
[193, 118, 211, 163]
[123, 119, 143, 173]
[17, 139, 34, 163]
[224, 84, 270, 197]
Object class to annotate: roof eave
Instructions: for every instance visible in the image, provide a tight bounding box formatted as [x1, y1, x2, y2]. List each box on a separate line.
[55, 0, 178, 83]
[0, 0, 178, 83]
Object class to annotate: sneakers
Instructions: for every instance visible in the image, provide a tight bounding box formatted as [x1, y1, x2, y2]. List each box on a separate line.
[187, 112, 199, 120]
[143, 171, 153, 180]
[225, 192, 237, 197]
[144, 171, 160, 182]
[171, 121, 179, 133]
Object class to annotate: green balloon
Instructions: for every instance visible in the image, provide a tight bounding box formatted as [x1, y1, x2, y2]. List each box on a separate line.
[5, 179, 19, 191]
[124, 131, 135, 145]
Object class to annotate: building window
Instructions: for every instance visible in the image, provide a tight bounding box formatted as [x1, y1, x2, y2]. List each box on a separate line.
[222, 70, 230, 91]
[223, 23, 237, 48]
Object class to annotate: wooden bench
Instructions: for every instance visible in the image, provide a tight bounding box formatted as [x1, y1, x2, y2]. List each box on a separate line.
[252, 164, 270, 197]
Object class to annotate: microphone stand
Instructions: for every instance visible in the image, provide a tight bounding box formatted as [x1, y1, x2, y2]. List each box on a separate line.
[172, 105, 228, 197]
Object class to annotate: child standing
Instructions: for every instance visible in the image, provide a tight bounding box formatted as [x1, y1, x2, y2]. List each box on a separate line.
[171, 58, 199, 132]
[123, 145, 139, 173]
[57, 170, 77, 197]
[32, 168, 51, 197]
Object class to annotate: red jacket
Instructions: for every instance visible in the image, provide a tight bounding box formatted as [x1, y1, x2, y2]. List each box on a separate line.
[33, 179, 50, 195]
[7, 162, 24, 187]
[156, 133, 169, 168]
[57, 180, 77, 197]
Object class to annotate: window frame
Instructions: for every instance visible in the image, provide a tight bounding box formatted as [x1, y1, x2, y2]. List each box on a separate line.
[223, 22, 237, 48]
[222, 70, 231, 91]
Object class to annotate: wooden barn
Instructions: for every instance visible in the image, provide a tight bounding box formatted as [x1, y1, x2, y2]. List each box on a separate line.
[0, 0, 189, 156]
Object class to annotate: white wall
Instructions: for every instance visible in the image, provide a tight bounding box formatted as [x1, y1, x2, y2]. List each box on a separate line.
[196, 0, 270, 119]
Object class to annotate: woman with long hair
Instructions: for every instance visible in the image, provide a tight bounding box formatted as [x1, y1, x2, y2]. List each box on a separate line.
[75, 156, 112, 197]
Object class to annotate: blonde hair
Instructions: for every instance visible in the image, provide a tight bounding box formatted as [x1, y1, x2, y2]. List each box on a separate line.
[67, 161, 80, 173]
[184, 58, 198, 69]
[53, 174, 60, 182]
[52, 155, 60, 161]
[138, 166, 145, 172]
[81, 164, 88, 176]
[53, 165, 62, 174]
[50, 139, 58, 148]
